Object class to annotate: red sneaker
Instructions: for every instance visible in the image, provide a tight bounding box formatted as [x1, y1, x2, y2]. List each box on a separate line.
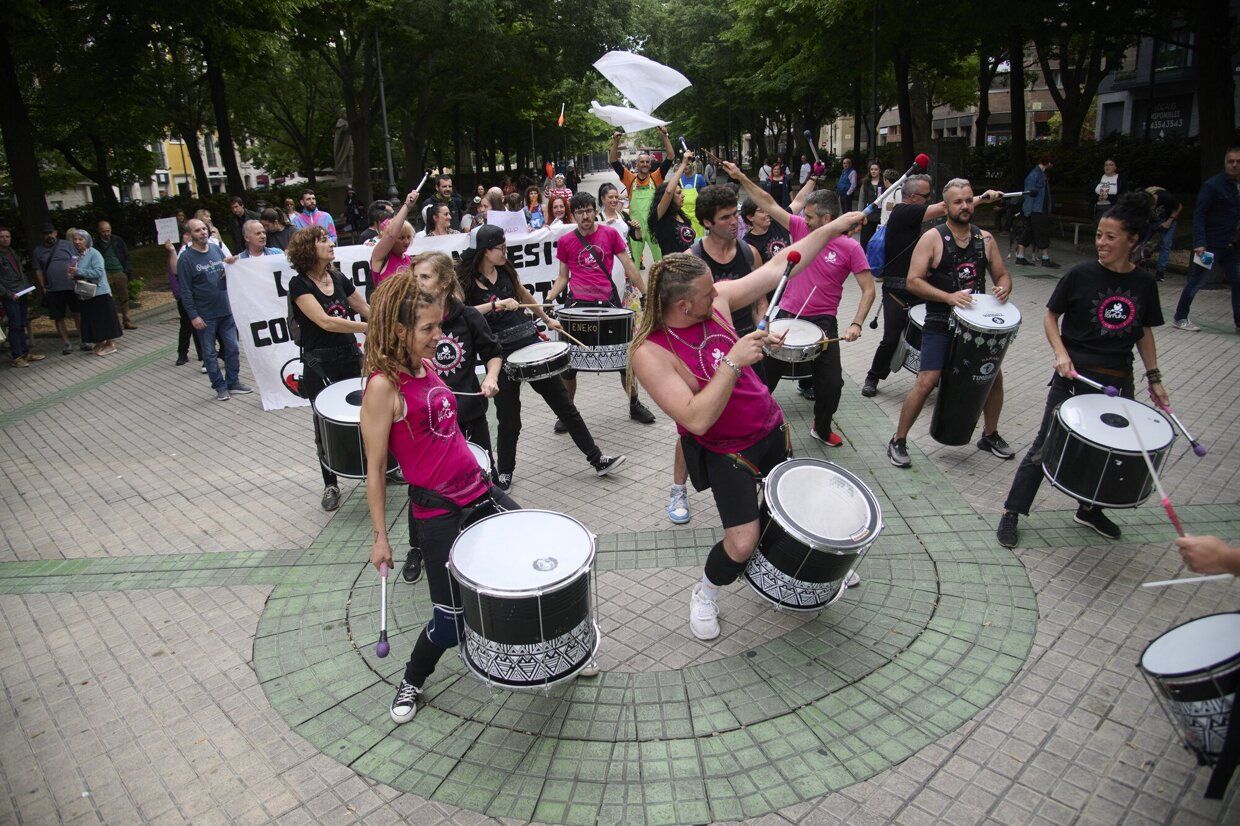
[811, 428, 843, 447]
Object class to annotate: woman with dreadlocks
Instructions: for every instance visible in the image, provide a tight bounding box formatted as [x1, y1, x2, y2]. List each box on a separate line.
[360, 271, 521, 725]
[628, 208, 866, 642]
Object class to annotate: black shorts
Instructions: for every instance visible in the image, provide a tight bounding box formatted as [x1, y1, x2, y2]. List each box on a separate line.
[44, 290, 78, 321]
[686, 423, 789, 529]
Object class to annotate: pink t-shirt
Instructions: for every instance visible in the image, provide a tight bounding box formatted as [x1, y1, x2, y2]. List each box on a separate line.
[647, 312, 782, 453]
[372, 252, 412, 290]
[556, 225, 626, 302]
[779, 216, 869, 317]
[381, 365, 489, 518]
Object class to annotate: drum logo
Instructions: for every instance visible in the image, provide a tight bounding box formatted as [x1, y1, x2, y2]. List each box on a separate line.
[1094, 292, 1137, 332]
[280, 357, 304, 397]
[976, 361, 997, 382]
[425, 386, 457, 438]
[433, 333, 465, 376]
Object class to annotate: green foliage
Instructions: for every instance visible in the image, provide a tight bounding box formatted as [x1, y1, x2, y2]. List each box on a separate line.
[963, 136, 1201, 194]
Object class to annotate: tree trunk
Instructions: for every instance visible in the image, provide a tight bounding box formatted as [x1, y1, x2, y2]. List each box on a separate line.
[974, 53, 998, 149]
[201, 33, 246, 195]
[1194, 0, 1233, 182]
[852, 82, 863, 159]
[54, 135, 120, 214]
[174, 122, 212, 196]
[893, 44, 915, 168]
[1007, 27, 1028, 191]
[0, 25, 51, 251]
[453, 105, 462, 175]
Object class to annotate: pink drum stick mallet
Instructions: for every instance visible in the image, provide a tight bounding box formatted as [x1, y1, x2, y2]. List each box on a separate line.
[1068, 371, 1119, 397]
[1130, 412, 1185, 537]
[376, 563, 390, 658]
[1150, 394, 1207, 457]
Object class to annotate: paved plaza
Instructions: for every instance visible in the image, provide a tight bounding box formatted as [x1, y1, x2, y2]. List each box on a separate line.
[1, 174, 1238, 824]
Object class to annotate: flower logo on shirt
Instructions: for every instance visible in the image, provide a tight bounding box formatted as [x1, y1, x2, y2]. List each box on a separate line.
[324, 299, 348, 319]
[768, 239, 788, 256]
[697, 333, 735, 377]
[433, 332, 465, 375]
[425, 385, 458, 439]
[575, 245, 606, 274]
[956, 261, 980, 291]
[678, 224, 696, 245]
[1092, 291, 1138, 333]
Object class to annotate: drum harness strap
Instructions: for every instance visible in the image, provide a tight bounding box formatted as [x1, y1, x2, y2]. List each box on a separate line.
[681, 423, 791, 491]
[1207, 704, 1240, 798]
[399, 418, 506, 527]
[935, 224, 987, 297]
[566, 230, 624, 307]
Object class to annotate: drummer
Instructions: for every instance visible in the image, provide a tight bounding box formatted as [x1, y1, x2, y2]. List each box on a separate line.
[886, 179, 1012, 469]
[396, 251, 503, 585]
[546, 192, 657, 428]
[997, 193, 1169, 547]
[629, 209, 867, 640]
[360, 273, 520, 725]
[286, 226, 370, 511]
[458, 225, 626, 491]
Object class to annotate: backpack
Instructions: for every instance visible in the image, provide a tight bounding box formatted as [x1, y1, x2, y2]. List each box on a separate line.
[865, 224, 887, 274]
[287, 291, 302, 348]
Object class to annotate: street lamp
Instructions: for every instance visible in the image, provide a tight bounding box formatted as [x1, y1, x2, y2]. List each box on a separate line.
[374, 28, 398, 200]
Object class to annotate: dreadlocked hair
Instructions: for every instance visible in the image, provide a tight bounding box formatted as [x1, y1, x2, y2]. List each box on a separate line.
[626, 253, 711, 390]
[362, 270, 443, 389]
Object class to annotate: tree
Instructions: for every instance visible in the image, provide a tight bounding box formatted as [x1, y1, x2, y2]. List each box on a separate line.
[0, 14, 51, 250]
[147, 24, 213, 196]
[1192, 0, 1236, 180]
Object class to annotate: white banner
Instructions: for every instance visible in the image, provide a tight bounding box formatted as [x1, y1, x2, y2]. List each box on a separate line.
[226, 225, 626, 410]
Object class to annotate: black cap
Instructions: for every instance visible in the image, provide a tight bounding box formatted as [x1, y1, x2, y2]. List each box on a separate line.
[40, 221, 55, 233]
[474, 224, 506, 251]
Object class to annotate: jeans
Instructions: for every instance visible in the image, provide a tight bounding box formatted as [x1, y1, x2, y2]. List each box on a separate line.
[196, 314, 241, 392]
[494, 368, 601, 475]
[1175, 247, 1240, 327]
[763, 314, 842, 437]
[1003, 371, 1134, 516]
[3, 297, 29, 359]
[866, 287, 916, 382]
[1156, 220, 1176, 273]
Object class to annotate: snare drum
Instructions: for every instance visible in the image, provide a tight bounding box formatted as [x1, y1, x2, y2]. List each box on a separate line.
[558, 306, 634, 371]
[744, 459, 883, 611]
[890, 303, 926, 374]
[1140, 613, 1240, 765]
[466, 441, 490, 472]
[1041, 395, 1175, 508]
[448, 510, 599, 689]
[930, 295, 1021, 445]
[312, 378, 398, 479]
[503, 340, 571, 382]
[764, 318, 823, 363]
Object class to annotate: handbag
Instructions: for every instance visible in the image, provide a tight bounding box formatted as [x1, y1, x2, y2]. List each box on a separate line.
[73, 279, 97, 299]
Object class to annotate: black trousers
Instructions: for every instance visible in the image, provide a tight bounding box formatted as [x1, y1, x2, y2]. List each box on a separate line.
[763, 315, 842, 437]
[176, 299, 202, 360]
[302, 346, 363, 488]
[495, 368, 601, 475]
[1020, 212, 1051, 251]
[1003, 371, 1135, 515]
[865, 287, 916, 383]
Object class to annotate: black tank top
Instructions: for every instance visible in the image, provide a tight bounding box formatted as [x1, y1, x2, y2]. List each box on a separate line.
[690, 240, 758, 335]
[925, 224, 986, 329]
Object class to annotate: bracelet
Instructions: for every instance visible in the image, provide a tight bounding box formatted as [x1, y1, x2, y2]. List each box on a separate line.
[848, 322, 861, 329]
[490, 297, 498, 313]
[1144, 368, 1163, 384]
[719, 356, 742, 378]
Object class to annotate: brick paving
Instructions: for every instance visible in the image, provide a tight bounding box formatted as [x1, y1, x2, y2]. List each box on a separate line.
[0, 171, 1237, 823]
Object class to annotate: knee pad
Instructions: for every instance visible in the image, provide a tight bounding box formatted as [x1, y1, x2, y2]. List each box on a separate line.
[425, 605, 464, 649]
[704, 540, 748, 587]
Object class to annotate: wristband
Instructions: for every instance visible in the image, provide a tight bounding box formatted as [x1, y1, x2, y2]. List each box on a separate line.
[848, 322, 861, 330]
[1144, 368, 1163, 384]
[719, 356, 742, 378]
[491, 297, 498, 313]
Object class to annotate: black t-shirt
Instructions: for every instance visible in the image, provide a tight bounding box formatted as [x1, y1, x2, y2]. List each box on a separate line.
[431, 300, 501, 421]
[358, 228, 380, 244]
[652, 209, 697, 254]
[1151, 190, 1180, 223]
[1047, 261, 1164, 372]
[881, 202, 930, 289]
[691, 241, 757, 335]
[744, 224, 790, 264]
[462, 265, 539, 352]
[289, 271, 358, 352]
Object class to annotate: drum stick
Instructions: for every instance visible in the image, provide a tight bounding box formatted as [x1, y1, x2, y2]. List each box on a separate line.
[451, 390, 485, 396]
[557, 328, 588, 347]
[1142, 573, 1233, 589]
[1130, 409, 1186, 538]
[791, 286, 818, 321]
[413, 170, 430, 194]
[1150, 395, 1207, 457]
[803, 130, 821, 165]
[375, 563, 390, 658]
[758, 251, 802, 331]
[679, 136, 690, 155]
[1068, 371, 1120, 397]
[518, 303, 554, 308]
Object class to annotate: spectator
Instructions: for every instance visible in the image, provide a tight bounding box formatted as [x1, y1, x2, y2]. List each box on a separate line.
[166, 234, 202, 367]
[523, 187, 545, 229]
[504, 191, 521, 212]
[175, 209, 188, 231]
[283, 197, 297, 224]
[0, 226, 44, 366]
[343, 185, 365, 234]
[177, 218, 251, 401]
[765, 161, 791, 212]
[857, 161, 885, 246]
[227, 196, 260, 250]
[1093, 158, 1123, 221]
[290, 189, 337, 242]
[95, 220, 137, 330]
[234, 220, 282, 259]
[33, 221, 83, 355]
[759, 157, 773, 182]
[836, 157, 858, 211]
[418, 203, 459, 237]
[545, 174, 573, 204]
[423, 176, 464, 230]
[1174, 145, 1240, 332]
[67, 229, 121, 357]
[359, 200, 393, 244]
[879, 168, 901, 226]
[192, 209, 230, 253]
[704, 157, 717, 185]
[566, 165, 579, 193]
[1141, 186, 1182, 282]
[260, 208, 295, 250]
[799, 154, 812, 186]
[1015, 155, 1058, 267]
[500, 175, 517, 196]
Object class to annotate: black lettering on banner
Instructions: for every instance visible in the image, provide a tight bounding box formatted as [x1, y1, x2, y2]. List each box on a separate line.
[251, 317, 291, 347]
[272, 270, 290, 297]
[349, 260, 370, 290]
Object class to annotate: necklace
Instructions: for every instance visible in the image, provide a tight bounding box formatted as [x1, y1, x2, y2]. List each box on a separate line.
[665, 321, 710, 351]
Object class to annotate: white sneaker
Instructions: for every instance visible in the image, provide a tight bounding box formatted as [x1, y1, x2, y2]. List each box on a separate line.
[1173, 318, 1201, 331]
[578, 659, 600, 678]
[667, 486, 690, 524]
[689, 583, 720, 640]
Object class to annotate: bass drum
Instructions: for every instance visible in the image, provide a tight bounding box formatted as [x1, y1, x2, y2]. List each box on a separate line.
[558, 306, 634, 372]
[930, 295, 1021, 445]
[1041, 395, 1175, 508]
[312, 378, 398, 480]
[891, 303, 926, 375]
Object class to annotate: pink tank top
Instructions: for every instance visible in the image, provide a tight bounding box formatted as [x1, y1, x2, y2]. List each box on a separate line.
[372, 252, 412, 289]
[646, 312, 782, 453]
[380, 365, 488, 518]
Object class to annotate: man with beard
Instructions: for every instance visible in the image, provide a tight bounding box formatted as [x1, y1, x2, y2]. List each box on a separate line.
[290, 189, 338, 242]
[423, 175, 464, 230]
[609, 126, 676, 266]
[886, 179, 1014, 468]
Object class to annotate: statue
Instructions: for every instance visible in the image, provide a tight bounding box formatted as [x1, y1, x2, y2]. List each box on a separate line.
[333, 115, 353, 185]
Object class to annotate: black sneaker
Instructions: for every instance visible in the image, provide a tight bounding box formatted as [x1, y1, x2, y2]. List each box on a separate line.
[797, 383, 816, 400]
[594, 455, 627, 477]
[861, 377, 878, 397]
[553, 418, 568, 434]
[175, 356, 189, 366]
[402, 548, 423, 584]
[997, 512, 1019, 548]
[629, 399, 656, 424]
[1041, 259, 1061, 269]
[495, 473, 512, 491]
[887, 437, 911, 468]
[977, 431, 1015, 460]
[1075, 506, 1121, 539]
[1013, 256, 1031, 266]
[321, 485, 341, 511]
[1155, 270, 1165, 282]
[390, 680, 421, 724]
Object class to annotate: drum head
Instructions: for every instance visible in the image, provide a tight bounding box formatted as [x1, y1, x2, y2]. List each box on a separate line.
[908, 303, 927, 326]
[763, 459, 881, 552]
[509, 341, 569, 365]
[769, 318, 822, 347]
[952, 294, 1021, 332]
[450, 510, 595, 596]
[1141, 613, 1240, 677]
[313, 377, 366, 423]
[466, 441, 489, 471]
[1057, 396, 1175, 452]
[559, 306, 634, 321]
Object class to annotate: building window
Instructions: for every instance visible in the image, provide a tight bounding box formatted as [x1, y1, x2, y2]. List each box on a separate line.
[1114, 45, 1139, 81]
[1155, 31, 1192, 72]
[204, 135, 218, 167]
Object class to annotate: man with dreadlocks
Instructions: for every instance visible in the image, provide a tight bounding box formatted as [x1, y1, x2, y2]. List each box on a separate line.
[629, 208, 867, 640]
[361, 272, 522, 725]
